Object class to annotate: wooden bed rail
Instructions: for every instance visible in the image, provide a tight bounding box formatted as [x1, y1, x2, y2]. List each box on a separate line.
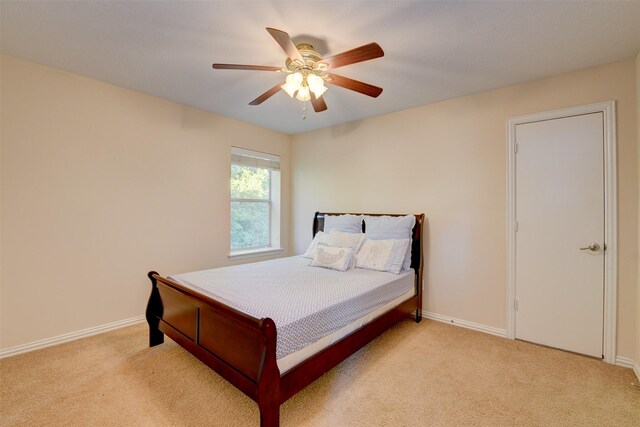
[146, 271, 280, 424]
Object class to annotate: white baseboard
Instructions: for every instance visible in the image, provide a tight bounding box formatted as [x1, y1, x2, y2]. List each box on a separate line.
[0, 315, 146, 359]
[615, 356, 636, 369]
[423, 313, 637, 370]
[422, 311, 507, 338]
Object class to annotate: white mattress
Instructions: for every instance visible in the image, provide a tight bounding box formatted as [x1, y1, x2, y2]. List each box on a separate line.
[169, 256, 415, 362]
[277, 287, 415, 373]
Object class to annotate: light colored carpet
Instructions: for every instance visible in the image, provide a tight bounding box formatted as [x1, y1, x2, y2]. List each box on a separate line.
[1, 319, 638, 426]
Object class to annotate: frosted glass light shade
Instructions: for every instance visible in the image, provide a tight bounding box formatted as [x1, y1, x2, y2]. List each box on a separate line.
[282, 72, 303, 98]
[307, 74, 327, 98]
[310, 84, 327, 98]
[296, 85, 311, 101]
[282, 81, 298, 98]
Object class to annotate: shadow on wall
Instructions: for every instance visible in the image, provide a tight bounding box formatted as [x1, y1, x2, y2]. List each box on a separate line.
[330, 120, 363, 138]
[180, 105, 223, 130]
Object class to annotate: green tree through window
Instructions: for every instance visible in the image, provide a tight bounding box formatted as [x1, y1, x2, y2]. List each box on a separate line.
[230, 147, 280, 253]
[230, 164, 271, 250]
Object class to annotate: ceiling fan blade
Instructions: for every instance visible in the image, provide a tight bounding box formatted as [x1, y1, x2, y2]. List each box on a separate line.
[212, 63, 282, 71]
[320, 43, 384, 69]
[266, 27, 304, 62]
[310, 93, 328, 112]
[249, 81, 284, 105]
[326, 73, 383, 98]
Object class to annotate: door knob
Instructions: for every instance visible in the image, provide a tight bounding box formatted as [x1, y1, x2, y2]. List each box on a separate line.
[579, 243, 600, 252]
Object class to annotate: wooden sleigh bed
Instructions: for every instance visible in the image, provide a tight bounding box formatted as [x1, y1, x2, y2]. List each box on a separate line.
[146, 212, 425, 426]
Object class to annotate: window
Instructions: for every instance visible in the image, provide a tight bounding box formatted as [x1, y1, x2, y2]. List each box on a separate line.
[230, 147, 281, 257]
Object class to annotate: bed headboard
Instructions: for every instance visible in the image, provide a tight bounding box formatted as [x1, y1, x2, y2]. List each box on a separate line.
[312, 212, 425, 279]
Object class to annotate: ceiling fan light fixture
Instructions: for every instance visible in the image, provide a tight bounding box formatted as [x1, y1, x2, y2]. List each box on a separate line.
[307, 73, 327, 98]
[312, 85, 328, 99]
[281, 82, 297, 98]
[282, 72, 303, 98]
[213, 28, 384, 114]
[295, 84, 311, 101]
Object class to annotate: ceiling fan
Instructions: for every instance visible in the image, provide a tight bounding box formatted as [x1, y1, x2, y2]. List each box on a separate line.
[212, 28, 384, 114]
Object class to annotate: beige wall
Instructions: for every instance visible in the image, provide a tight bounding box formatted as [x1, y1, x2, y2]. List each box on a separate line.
[0, 56, 291, 350]
[0, 55, 4, 347]
[636, 51, 640, 376]
[292, 59, 639, 359]
[2, 54, 637, 362]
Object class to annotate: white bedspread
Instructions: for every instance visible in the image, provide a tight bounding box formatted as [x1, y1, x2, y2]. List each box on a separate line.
[169, 256, 415, 360]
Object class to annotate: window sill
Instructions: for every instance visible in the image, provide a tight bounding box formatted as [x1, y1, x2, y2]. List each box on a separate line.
[228, 247, 284, 261]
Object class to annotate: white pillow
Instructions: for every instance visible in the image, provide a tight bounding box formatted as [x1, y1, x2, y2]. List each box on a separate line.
[310, 244, 354, 272]
[303, 231, 329, 259]
[323, 214, 364, 234]
[356, 238, 411, 274]
[327, 230, 366, 268]
[364, 215, 416, 271]
[327, 229, 365, 251]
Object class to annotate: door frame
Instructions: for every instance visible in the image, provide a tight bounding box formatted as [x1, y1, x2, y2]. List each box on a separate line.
[506, 101, 617, 363]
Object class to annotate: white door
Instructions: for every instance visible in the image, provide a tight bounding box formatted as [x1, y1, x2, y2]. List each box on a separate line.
[515, 112, 604, 358]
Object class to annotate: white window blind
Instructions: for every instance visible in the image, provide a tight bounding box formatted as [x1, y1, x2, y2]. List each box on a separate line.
[231, 147, 280, 171]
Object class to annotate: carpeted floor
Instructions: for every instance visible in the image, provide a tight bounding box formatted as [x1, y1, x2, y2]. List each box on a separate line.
[1, 319, 638, 426]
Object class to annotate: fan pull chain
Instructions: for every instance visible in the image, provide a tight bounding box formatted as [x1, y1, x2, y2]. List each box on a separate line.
[302, 102, 307, 120]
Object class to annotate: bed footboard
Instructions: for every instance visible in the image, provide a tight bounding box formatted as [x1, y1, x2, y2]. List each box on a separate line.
[146, 271, 281, 426]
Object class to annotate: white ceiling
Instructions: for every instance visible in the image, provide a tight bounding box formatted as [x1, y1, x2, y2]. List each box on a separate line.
[1, 1, 639, 134]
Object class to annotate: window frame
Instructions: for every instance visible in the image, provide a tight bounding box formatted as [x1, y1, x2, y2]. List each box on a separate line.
[229, 148, 282, 259]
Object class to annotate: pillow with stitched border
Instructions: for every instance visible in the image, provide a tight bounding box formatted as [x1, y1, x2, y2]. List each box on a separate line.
[323, 214, 364, 234]
[364, 215, 416, 271]
[302, 231, 329, 258]
[327, 230, 365, 268]
[356, 238, 411, 274]
[310, 244, 355, 272]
